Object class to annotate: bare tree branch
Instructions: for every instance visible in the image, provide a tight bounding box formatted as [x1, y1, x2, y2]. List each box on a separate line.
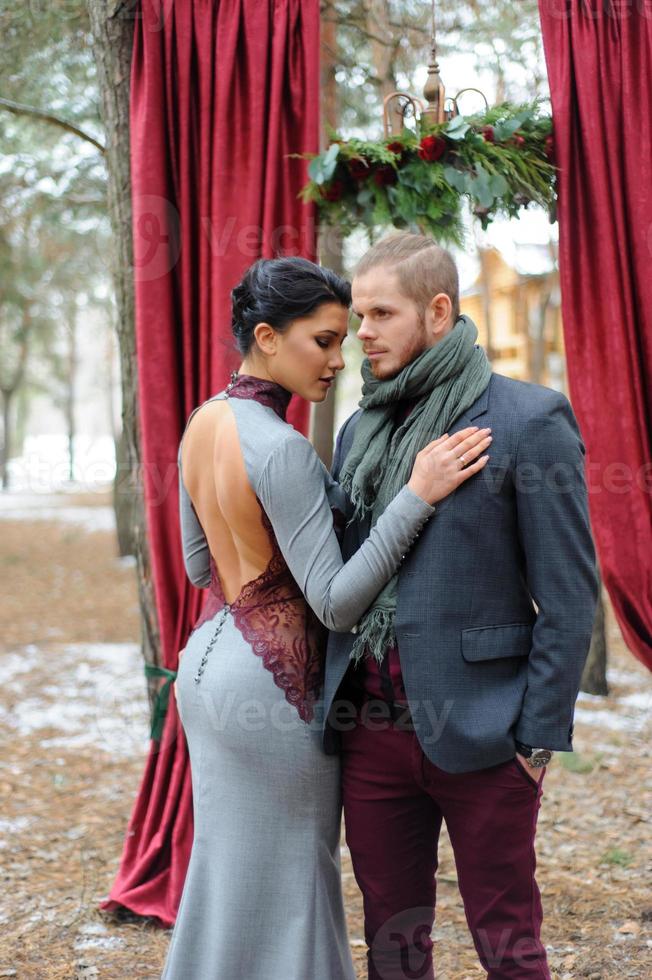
[0, 96, 105, 153]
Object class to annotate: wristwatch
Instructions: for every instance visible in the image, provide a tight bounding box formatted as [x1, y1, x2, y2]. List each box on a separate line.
[514, 740, 553, 768]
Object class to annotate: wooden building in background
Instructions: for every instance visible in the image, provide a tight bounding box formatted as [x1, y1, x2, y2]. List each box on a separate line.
[460, 246, 567, 393]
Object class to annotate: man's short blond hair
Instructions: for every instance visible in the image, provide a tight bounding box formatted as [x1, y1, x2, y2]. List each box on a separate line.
[354, 231, 460, 323]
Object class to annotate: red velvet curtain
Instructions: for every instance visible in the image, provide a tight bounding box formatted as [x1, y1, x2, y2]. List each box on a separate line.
[538, 0, 652, 669]
[101, 0, 319, 925]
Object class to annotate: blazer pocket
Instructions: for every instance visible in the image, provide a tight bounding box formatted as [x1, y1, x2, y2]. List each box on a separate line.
[461, 623, 532, 662]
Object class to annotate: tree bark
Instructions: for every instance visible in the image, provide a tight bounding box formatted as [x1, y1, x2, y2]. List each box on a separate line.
[362, 0, 404, 133]
[580, 572, 609, 696]
[65, 311, 77, 482]
[0, 316, 30, 491]
[86, 0, 160, 686]
[1, 390, 12, 490]
[312, 6, 344, 468]
[312, 226, 344, 468]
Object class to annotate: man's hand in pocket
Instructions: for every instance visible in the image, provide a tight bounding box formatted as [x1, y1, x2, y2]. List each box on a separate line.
[516, 752, 545, 783]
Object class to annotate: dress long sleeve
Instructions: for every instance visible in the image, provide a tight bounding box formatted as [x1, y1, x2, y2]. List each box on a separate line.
[256, 432, 434, 632]
[178, 458, 212, 588]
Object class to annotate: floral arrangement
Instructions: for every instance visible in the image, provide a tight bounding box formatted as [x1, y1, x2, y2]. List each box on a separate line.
[301, 102, 556, 245]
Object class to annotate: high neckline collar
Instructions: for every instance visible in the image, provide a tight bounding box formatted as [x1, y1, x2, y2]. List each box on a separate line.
[225, 372, 292, 421]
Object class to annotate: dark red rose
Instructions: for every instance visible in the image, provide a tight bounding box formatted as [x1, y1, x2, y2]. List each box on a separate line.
[348, 157, 372, 180]
[321, 180, 344, 202]
[482, 125, 495, 143]
[418, 135, 447, 162]
[512, 133, 526, 148]
[387, 141, 406, 156]
[373, 164, 398, 187]
[545, 134, 555, 161]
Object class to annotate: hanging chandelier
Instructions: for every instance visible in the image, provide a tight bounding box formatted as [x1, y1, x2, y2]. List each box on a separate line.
[383, 0, 488, 136]
[300, 0, 556, 244]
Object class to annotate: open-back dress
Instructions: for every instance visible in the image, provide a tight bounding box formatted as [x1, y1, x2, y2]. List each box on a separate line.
[161, 374, 433, 980]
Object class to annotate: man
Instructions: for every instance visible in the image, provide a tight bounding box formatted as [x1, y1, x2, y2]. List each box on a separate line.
[323, 232, 598, 980]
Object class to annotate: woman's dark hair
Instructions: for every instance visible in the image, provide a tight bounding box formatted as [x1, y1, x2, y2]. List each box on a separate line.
[231, 257, 351, 355]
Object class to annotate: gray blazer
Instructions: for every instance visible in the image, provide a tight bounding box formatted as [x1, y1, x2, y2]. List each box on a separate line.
[324, 373, 599, 773]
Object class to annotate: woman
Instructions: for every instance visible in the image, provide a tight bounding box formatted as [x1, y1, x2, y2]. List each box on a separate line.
[162, 257, 491, 980]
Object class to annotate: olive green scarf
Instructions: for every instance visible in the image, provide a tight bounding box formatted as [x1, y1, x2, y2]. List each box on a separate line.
[339, 314, 492, 665]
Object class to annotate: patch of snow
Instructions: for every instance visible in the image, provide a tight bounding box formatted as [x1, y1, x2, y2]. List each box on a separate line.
[6, 434, 115, 492]
[618, 691, 652, 710]
[576, 691, 607, 704]
[606, 667, 647, 686]
[0, 816, 32, 847]
[0, 494, 115, 533]
[115, 555, 137, 568]
[573, 706, 650, 734]
[0, 643, 150, 758]
[0, 645, 42, 683]
[77, 923, 109, 937]
[573, 665, 652, 737]
[73, 937, 125, 952]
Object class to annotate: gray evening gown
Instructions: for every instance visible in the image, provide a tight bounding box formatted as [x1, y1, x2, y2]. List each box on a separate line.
[161, 375, 433, 980]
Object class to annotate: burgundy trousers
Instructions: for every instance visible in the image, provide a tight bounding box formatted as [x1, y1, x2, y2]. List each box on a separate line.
[341, 713, 550, 980]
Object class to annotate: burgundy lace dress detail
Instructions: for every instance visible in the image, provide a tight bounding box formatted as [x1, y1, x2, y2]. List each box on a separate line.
[226, 371, 292, 418]
[192, 374, 326, 723]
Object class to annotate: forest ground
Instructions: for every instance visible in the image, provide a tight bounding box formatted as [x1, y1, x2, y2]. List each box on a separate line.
[0, 489, 650, 979]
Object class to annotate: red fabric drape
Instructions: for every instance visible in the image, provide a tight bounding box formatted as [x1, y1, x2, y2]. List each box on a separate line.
[101, 0, 320, 925]
[538, 0, 652, 669]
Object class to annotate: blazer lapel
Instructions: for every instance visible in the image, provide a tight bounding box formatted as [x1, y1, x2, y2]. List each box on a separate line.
[450, 373, 493, 431]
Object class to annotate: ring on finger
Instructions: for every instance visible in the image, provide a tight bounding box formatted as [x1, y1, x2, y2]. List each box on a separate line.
[458, 452, 467, 468]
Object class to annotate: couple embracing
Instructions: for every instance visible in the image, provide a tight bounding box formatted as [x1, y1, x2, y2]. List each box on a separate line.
[162, 232, 597, 980]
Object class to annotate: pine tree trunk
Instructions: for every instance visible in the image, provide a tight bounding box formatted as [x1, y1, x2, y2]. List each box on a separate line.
[311, 7, 343, 469]
[312, 226, 343, 468]
[65, 313, 77, 482]
[1, 389, 11, 490]
[86, 0, 160, 684]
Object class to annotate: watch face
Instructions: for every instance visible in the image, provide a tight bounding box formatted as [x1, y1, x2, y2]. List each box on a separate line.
[530, 749, 552, 767]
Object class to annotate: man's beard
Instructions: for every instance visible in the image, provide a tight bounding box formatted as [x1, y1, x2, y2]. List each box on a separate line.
[370, 327, 428, 380]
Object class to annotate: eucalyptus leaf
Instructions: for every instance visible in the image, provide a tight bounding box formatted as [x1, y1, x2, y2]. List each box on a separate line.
[444, 116, 470, 140]
[493, 118, 521, 142]
[443, 166, 467, 192]
[308, 155, 326, 184]
[308, 144, 340, 184]
[489, 173, 509, 196]
[322, 143, 340, 179]
[469, 167, 495, 208]
[357, 188, 374, 206]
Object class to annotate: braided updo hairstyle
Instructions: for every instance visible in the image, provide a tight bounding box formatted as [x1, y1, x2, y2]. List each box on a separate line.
[231, 257, 351, 356]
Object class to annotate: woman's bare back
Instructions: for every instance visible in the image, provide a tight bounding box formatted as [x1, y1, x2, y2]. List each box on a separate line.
[180, 399, 274, 605]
